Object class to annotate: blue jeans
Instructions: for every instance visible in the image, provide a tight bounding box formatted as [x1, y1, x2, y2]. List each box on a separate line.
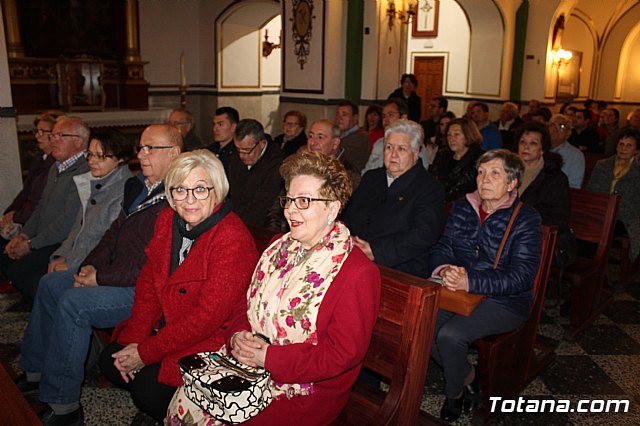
[20, 270, 135, 405]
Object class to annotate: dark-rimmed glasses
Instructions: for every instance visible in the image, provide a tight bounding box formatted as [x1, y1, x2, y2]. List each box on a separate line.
[135, 145, 175, 154]
[171, 186, 214, 201]
[84, 151, 115, 161]
[235, 142, 261, 156]
[279, 196, 334, 210]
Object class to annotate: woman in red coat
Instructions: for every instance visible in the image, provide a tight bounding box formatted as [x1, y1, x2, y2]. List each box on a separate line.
[167, 151, 381, 425]
[99, 150, 258, 423]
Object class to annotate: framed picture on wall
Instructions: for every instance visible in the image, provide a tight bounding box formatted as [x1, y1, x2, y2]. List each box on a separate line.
[412, 0, 440, 37]
[282, 0, 325, 93]
[557, 51, 582, 100]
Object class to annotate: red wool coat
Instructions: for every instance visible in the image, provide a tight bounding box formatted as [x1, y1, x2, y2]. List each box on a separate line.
[113, 208, 259, 386]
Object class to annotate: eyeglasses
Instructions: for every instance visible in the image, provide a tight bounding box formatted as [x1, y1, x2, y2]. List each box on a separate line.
[48, 133, 81, 140]
[279, 196, 334, 210]
[235, 142, 260, 155]
[170, 186, 214, 201]
[32, 128, 52, 136]
[84, 151, 114, 161]
[135, 145, 174, 154]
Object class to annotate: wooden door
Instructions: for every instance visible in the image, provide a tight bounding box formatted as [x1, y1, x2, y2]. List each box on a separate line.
[413, 56, 444, 120]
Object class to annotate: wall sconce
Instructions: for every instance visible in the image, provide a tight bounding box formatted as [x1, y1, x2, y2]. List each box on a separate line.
[262, 29, 281, 58]
[551, 48, 572, 69]
[387, 0, 417, 30]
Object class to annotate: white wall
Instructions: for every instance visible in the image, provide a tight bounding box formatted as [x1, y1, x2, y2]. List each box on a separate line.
[0, 6, 22, 212]
[563, 14, 595, 99]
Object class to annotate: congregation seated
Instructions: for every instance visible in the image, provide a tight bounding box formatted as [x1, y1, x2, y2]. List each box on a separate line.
[430, 117, 484, 202]
[100, 149, 258, 423]
[15, 124, 181, 426]
[167, 151, 381, 425]
[207, 106, 239, 168]
[568, 108, 600, 153]
[587, 129, 640, 264]
[23, 129, 133, 300]
[494, 101, 523, 151]
[335, 99, 370, 173]
[1, 116, 90, 300]
[274, 110, 308, 157]
[604, 108, 640, 156]
[549, 114, 585, 189]
[343, 119, 445, 278]
[470, 102, 501, 150]
[596, 108, 618, 151]
[168, 109, 204, 151]
[227, 118, 285, 228]
[363, 104, 384, 150]
[362, 98, 429, 175]
[429, 149, 542, 422]
[517, 121, 571, 238]
[1, 111, 61, 245]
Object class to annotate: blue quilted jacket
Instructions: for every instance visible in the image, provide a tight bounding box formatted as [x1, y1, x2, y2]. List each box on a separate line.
[429, 191, 542, 317]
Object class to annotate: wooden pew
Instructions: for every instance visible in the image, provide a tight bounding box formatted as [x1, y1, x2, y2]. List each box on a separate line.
[335, 267, 440, 425]
[0, 358, 42, 425]
[581, 153, 607, 188]
[612, 235, 640, 287]
[553, 189, 619, 339]
[472, 225, 558, 424]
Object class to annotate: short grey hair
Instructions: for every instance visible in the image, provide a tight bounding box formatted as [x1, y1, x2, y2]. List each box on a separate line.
[502, 102, 519, 119]
[165, 149, 229, 209]
[476, 149, 524, 189]
[384, 119, 424, 152]
[59, 116, 90, 146]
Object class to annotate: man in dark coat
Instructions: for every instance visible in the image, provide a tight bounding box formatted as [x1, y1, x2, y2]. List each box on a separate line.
[226, 119, 285, 227]
[343, 119, 445, 277]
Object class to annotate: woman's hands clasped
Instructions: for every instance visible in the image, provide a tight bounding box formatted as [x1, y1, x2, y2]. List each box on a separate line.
[441, 265, 469, 292]
[112, 343, 145, 383]
[230, 330, 269, 368]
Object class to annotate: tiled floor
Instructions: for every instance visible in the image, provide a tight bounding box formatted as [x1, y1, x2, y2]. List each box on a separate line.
[1, 272, 639, 425]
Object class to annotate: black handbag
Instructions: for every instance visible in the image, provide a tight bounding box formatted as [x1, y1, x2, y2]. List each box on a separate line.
[553, 227, 578, 269]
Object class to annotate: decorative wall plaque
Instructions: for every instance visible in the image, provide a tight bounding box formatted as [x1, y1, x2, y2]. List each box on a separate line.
[291, 0, 314, 69]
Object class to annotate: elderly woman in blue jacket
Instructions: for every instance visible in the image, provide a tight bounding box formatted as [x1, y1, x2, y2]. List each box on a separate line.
[429, 149, 541, 422]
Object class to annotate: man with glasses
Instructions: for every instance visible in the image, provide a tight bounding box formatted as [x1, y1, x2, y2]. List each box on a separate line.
[15, 124, 182, 426]
[168, 109, 203, 151]
[227, 118, 284, 227]
[1, 116, 90, 299]
[274, 110, 308, 156]
[207, 106, 239, 168]
[421, 96, 449, 141]
[550, 114, 585, 188]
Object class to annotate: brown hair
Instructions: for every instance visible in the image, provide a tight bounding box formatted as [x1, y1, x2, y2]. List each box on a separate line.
[447, 117, 483, 146]
[280, 151, 352, 211]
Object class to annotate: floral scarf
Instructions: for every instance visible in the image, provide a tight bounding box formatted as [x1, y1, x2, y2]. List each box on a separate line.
[246, 221, 353, 399]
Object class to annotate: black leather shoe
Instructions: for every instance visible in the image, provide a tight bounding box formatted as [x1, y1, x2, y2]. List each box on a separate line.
[14, 373, 39, 397]
[39, 406, 84, 426]
[464, 368, 482, 410]
[440, 396, 464, 422]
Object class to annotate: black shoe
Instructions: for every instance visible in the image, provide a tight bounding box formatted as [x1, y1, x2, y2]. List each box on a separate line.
[130, 410, 161, 426]
[14, 373, 39, 397]
[440, 396, 464, 422]
[39, 406, 84, 426]
[463, 368, 482, 410]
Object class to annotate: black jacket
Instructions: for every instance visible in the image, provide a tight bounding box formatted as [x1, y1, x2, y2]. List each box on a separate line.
[519, 152, 570, 232]
[343, 160, 445, 277]
[430, 144, 484, 202]
[274, 131, 307, 157]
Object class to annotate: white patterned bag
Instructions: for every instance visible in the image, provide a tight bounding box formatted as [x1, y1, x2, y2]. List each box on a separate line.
[178, 352, 272, 424]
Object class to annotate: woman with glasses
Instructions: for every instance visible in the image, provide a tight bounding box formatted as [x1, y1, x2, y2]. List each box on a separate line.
[1, 111, 62, 244]
[167, 151, 381, 425]
[100, 150, 258, 423]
